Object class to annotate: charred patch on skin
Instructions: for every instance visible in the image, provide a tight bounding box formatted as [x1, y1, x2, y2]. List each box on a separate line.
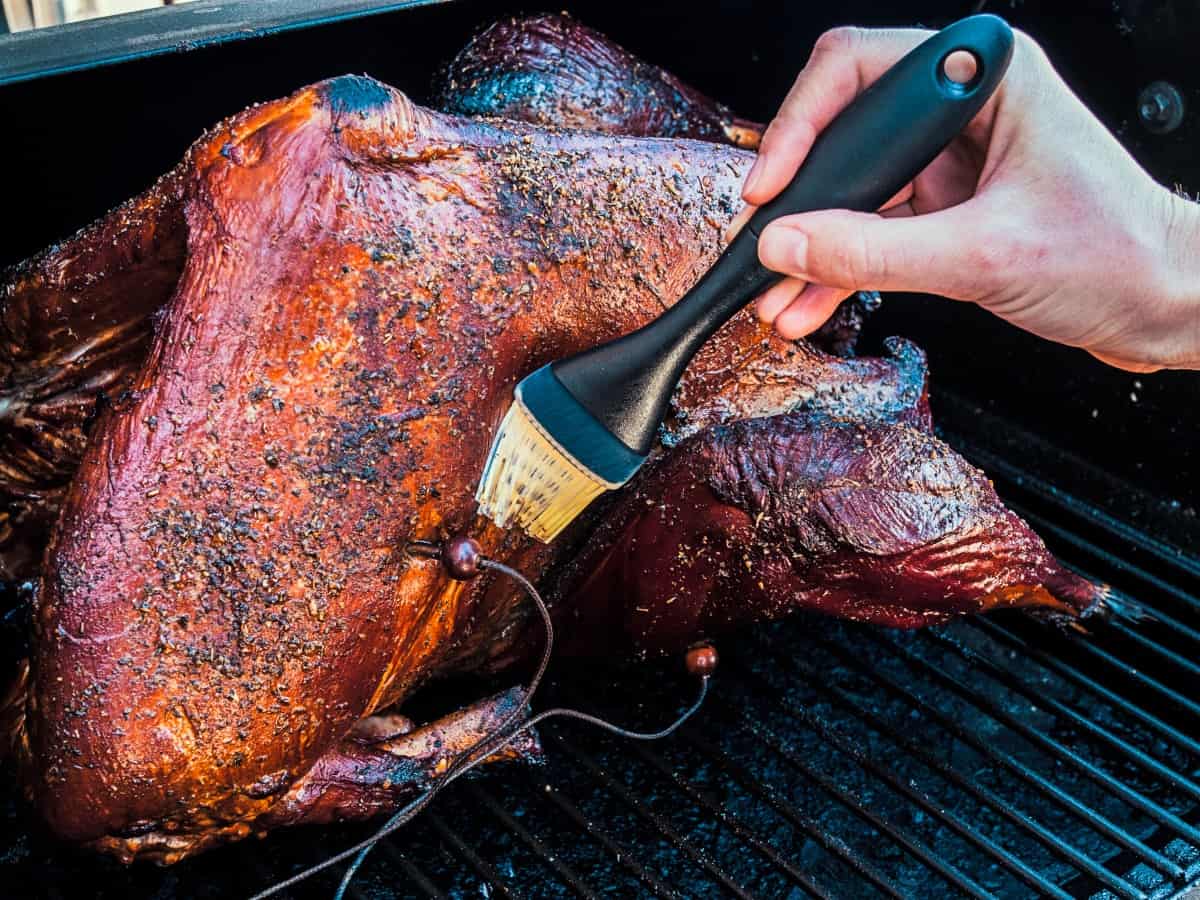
[322, 75, 394, 117]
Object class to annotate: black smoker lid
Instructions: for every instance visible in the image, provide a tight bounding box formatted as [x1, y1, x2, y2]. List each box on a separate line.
[0, 0, 443, 87]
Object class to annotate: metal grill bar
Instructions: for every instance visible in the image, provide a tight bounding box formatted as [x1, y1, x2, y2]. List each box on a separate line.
[999, 497, 1200, 619]
[971, 616, 1200, 759]
[805, 626, 1184, 882]
[995, 496, 1200, 712]
[1043, 629, 1200, 722]
[1106, 619, 1200, 678]
[676, 727, 906, 899]
[923, 628, 1200, 803]
[741, 631, 1171, 893]
[718, 666, 1071, 899]
[1007, 549, 1200, 706]
[699, 692, 996, 900]
[720, 648, 1152, 900]
[465, 782, 601, 899]
[1003, 498, 1200, 649]
[378, 842, 449, 899]
[530, 776, 685, 900]
[623, 740, 835, 899]
[868, 631, 1200, 845]
[6, 422, 1200, 900]
[939, 425, 1200, 585]
[245, 845, 304, 899]
[560, 668, 906, 897]
[427, 813, 520, 899]
[1112, 598, 1200, 648]
[550, 733, 757, 899]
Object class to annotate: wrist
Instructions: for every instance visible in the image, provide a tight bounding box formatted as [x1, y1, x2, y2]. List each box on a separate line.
[1156, 189, 1200, 369]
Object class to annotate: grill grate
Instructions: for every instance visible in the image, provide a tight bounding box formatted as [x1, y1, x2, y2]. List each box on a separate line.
[2, 430, 1199, 899]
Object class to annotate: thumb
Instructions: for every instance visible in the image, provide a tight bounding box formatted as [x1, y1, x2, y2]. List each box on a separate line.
[757, 206, 992, 300]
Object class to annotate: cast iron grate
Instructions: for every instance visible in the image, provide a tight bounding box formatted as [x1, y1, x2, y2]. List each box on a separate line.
[2, 431, 1198, 900]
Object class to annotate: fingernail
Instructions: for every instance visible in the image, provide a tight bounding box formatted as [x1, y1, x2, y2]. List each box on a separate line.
[754, 294, 775, 323]
[742, 157, 764, 199]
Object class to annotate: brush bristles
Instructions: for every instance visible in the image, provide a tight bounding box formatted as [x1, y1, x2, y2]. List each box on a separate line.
[476, 396, 619, 543]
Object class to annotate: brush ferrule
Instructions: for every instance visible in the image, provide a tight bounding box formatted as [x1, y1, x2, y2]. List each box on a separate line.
[475, 376, 642, 542]
[519, 365, 645, 484]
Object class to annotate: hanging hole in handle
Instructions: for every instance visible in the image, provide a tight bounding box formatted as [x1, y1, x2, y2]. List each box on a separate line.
[939, 49, 983, 95]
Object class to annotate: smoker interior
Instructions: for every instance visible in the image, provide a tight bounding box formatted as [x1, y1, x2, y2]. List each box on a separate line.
[2, 1, 1199, 897]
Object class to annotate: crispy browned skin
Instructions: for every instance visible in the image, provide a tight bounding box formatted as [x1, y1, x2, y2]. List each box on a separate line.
[24, 76, 934, 860]
[90, 687, 541, 862]
[19, 73, 1104, 862]
[0, 176, 187, 581]
[438, 13, 762, 148]
[438, 13, 879, 358]
[0, 18, 873, 586]
[545, 411, 1105, 659]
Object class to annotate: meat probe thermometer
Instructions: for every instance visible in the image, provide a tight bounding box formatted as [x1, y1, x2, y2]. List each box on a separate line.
[476, 14, 1014, 542]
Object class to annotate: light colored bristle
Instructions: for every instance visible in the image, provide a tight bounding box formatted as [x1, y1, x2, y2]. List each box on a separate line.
[476, 396, 620, 543]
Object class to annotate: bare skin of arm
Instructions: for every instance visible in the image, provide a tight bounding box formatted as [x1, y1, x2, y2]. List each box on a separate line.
[736, 26, 1200, 373]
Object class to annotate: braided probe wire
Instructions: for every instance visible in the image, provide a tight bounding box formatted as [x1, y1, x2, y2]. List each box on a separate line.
[246, 550, 713, 900]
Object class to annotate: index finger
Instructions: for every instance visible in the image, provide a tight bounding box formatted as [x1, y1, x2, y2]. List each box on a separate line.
[743, 27, 931, 206]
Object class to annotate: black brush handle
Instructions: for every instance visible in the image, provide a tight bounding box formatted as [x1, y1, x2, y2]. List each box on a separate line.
[553, 14, 1014, 457]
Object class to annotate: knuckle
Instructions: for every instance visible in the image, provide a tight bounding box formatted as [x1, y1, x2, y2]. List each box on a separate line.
[813, 26, 863, 55]
[848, 228, 887, 289]
[964, 227, 1036, 287]
[816, 223, 881, 290]
[757, 228, 790, 272]
[1013, 29, 1052, 72]
[762, 114, 814, 151]
[758, 117, 786, 152]
[964, 240, 1006, 280]
[1013, 29, 1046, 59]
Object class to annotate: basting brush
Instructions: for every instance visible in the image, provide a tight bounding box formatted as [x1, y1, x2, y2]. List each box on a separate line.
[476, 14, 1014, 542]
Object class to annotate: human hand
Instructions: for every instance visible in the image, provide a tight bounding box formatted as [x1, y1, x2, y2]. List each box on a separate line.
[735, 26, 1200, 372]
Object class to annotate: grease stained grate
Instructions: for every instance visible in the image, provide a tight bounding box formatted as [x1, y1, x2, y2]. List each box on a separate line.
[3, 430, 1198, 900]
